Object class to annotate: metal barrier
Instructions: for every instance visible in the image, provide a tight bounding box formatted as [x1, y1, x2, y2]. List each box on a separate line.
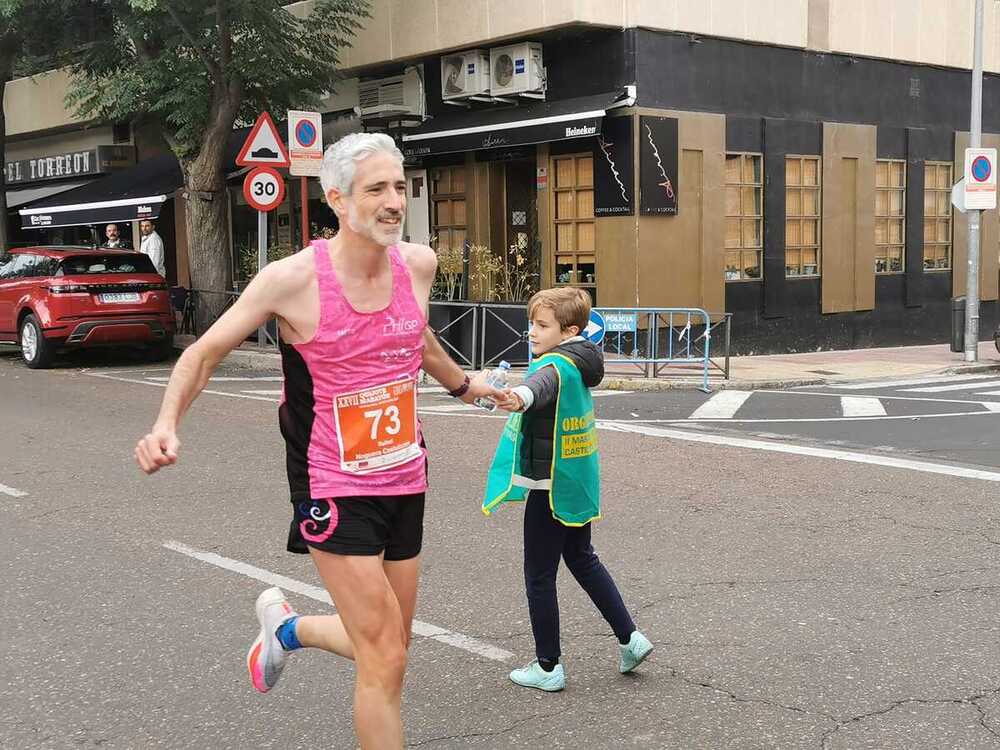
[186, 288, 274, 344]
[480, 302, 531, 368]
[428, 301, 478, 369]
[187, 292, 732, 386]
[595, 308, 731, 392]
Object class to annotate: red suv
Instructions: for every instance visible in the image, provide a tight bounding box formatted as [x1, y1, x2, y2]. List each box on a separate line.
[0, 246, 175, 368]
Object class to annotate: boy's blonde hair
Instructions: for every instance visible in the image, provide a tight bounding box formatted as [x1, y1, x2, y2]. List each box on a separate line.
[527, 287, 592, 332]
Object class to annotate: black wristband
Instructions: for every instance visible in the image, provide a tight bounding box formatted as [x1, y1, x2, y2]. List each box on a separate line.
[448, 375, 471, 398]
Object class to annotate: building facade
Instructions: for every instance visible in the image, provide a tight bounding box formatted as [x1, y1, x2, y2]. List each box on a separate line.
[7, 0, 1000, 353]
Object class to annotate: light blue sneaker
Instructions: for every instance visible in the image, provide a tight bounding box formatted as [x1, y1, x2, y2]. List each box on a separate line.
[509, 660, 566, 692]
[619, 631, 653, 673]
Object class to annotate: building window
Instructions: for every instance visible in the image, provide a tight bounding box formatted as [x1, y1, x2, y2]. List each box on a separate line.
[725, 153, 763, 281]
[430, 166, 467, 254]
[923, 161, 953, 270]
[875, 159, 906, 274]
[785, 156, 821, 278]
[552, 153, 597, 300]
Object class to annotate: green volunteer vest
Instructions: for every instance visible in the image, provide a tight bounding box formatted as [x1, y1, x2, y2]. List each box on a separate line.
[482, 352, 600, 526]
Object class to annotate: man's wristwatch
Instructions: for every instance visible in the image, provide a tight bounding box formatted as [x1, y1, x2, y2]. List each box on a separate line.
[448, 375, 471, 399]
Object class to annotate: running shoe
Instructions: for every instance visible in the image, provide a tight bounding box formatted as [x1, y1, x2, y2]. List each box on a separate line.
[247, 587, 297, 693]
[619, 631, 653, 674]
[509, 660, 566, 692]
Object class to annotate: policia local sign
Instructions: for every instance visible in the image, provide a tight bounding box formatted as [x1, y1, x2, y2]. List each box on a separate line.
[5, 145, 133, 186]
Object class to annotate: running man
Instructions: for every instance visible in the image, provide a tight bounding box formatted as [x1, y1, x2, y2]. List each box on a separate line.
[134, 133, 501, 750]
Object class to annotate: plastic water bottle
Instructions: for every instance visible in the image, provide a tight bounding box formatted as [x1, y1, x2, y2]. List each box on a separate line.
[474, 361, 511, 412]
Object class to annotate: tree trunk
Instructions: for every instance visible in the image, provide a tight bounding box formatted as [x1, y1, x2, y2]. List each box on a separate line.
[177, 79, 242, 333]
[182, 160, 232, 334]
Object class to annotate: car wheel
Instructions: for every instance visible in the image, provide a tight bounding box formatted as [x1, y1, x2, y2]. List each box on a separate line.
[19, 314, 54, 369]
[995, 329, 1000, 354]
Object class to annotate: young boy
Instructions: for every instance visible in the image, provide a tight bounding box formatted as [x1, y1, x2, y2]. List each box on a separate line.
[484, 287, 652, 692]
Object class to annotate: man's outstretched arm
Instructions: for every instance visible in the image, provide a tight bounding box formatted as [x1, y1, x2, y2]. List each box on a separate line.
[134, 261, 291, 474]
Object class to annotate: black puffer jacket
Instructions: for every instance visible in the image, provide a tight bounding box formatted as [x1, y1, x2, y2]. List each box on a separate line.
[519, 338, 604, 480]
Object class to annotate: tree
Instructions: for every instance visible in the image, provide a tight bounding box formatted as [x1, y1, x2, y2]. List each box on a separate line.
[67, 0, 368, 327]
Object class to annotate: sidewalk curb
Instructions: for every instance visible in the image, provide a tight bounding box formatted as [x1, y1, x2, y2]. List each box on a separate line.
[174, 336, 283, 371]
[176, 338, 1000, 390]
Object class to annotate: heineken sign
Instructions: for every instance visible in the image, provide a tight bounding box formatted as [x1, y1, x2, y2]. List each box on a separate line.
[4, 145, 133, 186]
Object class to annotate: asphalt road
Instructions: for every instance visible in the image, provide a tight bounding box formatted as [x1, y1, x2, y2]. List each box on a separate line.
[3, 347, 1000, 749]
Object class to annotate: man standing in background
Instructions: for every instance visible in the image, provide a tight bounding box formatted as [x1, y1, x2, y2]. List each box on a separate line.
[100, 223, 131, 250]
[139, 219, 166, 277]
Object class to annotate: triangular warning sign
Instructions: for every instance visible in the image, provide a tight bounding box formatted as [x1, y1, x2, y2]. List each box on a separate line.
[236, 112, 290, 168]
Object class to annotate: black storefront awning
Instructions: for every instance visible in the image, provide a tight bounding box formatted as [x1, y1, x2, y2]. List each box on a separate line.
[16, 126, 264, 230]
[19, 153, 182, 229]
[401, 90, 629, 158]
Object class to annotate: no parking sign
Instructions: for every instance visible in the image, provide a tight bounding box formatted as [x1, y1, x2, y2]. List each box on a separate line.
[964, 148, 997, 210]
[288, 110, 323, 177]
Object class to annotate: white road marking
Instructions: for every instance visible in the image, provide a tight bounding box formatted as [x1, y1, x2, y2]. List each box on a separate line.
[147, 376, 283, 383]
[825, 374, 998, 390]
[0, 482, 27, 498]
[419, 404, 480, 413]
[650, 409, 997, 424]
[592, 390, 634, 398]
[984, 402, 1000, 412]
[241, 389, 283, 396]
[762, 389, 1000, 407]
[81, 369, 1000, 424]
[601, 421, 1000, 483]
[688, 390, 752, 419]
[840, 396, 887, 417]
[902, 379, 1000, 393]
[87, 372, 280, 403]
[163, 541, 513, 662]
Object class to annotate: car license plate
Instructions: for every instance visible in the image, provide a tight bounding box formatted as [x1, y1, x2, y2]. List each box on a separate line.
[100, 292, 141, 304]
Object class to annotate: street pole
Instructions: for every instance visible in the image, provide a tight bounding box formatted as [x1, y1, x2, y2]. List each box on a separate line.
[965, 0, 985, 362]
[301, 176, 310, 246]
[257, 209, 268, 346]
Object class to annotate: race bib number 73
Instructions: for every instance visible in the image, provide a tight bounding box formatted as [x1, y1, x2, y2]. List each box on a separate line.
[333, 378, 422, 474]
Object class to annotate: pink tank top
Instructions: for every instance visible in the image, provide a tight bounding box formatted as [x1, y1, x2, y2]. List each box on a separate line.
[277, 240, 428, 500]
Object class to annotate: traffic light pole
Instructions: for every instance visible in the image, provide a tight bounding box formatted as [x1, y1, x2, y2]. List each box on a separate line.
[965, 0, 984, 362]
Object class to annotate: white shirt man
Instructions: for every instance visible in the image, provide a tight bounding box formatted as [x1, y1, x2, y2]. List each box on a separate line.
[139, 220, 166, 277]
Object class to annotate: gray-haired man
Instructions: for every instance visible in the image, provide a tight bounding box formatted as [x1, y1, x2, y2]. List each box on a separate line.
[134, 133, 500, 749]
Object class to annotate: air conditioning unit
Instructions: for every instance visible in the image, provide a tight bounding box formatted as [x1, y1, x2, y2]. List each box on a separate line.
[359, 67, 425, 119]
[489, 42, 545, 97]
[440, 50, 490, 101]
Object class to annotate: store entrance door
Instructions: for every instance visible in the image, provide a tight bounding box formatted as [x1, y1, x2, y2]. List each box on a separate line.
[503, 159, 538, 295]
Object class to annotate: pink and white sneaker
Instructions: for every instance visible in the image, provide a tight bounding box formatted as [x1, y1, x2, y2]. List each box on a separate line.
[246, 587, 297, 694]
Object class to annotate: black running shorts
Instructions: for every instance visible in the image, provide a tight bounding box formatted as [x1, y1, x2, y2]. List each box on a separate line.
[287, 493, 425, 561]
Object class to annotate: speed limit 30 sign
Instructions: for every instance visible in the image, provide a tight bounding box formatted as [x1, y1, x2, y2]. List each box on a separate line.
[243, 166, 286, 212]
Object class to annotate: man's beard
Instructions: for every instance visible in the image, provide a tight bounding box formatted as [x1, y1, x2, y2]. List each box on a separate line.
[346, 202, 404, 246]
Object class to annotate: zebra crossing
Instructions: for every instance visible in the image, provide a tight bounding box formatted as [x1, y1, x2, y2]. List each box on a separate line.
[680, 374, 1000, 422]
[83, 364, 1000, 425]
[91, 368, 634, 413]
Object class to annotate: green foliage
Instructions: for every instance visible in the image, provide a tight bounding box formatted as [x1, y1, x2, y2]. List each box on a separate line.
[65, 0, 369, 161]
[235, 241, 296, 283]
[1, 1, 108, 78]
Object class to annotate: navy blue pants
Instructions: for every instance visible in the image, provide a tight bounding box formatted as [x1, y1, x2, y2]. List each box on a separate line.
[523, 490, 636, 661]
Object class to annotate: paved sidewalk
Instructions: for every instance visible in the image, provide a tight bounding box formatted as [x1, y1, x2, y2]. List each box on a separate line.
[604, 339, 1000, 390]
[176, 335, 1000, 391]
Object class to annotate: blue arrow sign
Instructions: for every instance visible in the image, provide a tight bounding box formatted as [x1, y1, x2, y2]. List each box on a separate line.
[583, 309, 606, 344]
